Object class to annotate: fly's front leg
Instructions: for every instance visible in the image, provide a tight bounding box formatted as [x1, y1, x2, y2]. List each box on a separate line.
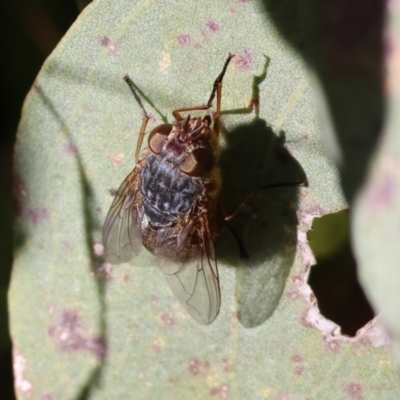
[173, 54, 235, 127]
[123, 75, 151, 162]
[222, 55, 270, 120]
[209, 53, 235, 136]
[172, 105, 210, 122]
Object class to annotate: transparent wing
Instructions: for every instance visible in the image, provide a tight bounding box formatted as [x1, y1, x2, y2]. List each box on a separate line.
[157, 217, 220, 325]
[102, 171, 142, 264]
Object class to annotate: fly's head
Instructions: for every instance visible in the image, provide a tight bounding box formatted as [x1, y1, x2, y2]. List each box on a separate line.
[147, 114, 217, 178]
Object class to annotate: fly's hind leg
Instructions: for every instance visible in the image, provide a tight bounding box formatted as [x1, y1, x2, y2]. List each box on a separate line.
[224, 179, 308, 222]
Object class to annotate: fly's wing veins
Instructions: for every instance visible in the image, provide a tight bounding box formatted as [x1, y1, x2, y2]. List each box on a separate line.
[103, 171, 142, 264]
[157, 216, 220, 325]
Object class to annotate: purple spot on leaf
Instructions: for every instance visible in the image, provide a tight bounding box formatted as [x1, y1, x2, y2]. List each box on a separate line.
[291, 354, 303, 363]
[189, 358, 210, 375]
[327, 340, 340, 352]
[206, 21, 220, 32]
[95, 262, 113, 280]
[28, 207, 50, 224]
[366, 158, 397, 216]
[48, 309, 107, 360]
[178, 35, 191, 46]
[160, 313, 175, 326]
[101, 37, 110, 47]
[235, 50, 253, 71]
[222, 358, 233, 372]
[100, 36, 119, 55]
[64, 142, 77, 157]
[345, 382, 363, 398]
[210, 384, 230, 398]
[291, 354, 305, 375]
[151, 343, 161, 354]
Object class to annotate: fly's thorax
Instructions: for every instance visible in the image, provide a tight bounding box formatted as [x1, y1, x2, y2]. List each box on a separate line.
[140, 154, 201, 227]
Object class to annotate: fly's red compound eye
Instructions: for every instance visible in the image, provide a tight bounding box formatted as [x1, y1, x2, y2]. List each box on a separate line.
[179, 147, 215, 177]
[148, 124, 172, 154]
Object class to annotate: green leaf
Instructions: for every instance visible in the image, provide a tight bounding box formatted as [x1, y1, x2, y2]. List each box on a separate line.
[10, 0, 399, 399]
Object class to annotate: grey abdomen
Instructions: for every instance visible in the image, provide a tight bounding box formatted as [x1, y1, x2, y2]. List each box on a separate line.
[141, 154, 199, 228]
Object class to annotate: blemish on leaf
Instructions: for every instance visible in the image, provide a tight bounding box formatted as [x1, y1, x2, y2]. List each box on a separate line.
[160, 313, 175, 326]
[276, 395, 291, 400]
[210, 384, 230, 398]
[159, 51, 171, 74]
[138, 373, 153, 387]
[291, 354, 303, 363]
[48, 309, 107, 360]
[28, 207, 50, 224]
[296, 230, 351, 340]
[13, 348, 32, 398]
[13, 174, 28, 216]
[189, 359, 210, 375]
[302, 306, 342, 338]
[287, 290, 300, 300]
[64, 142, 77, 157]
[222, 358, 233, 372]
[366, 156, 398, 216]
[206, 21, 220, 32]
[355, 316, 391, 347]
[100, 36, 119, 55]
[345, 382, 363, 398]
[101, 37, 110, 47]
[151, 343, 162, 354]
[113, 153, 124, 165]
[93, 243, 104, 256]
[235, 50, 252, 71]
[300, 132, 310, 140]
[233, 311, 240, 320]
[178, 35, 191, 46]
[291, 354, 305, 375]
[95, 262, 113, 280]
[326, 340, 341, 353]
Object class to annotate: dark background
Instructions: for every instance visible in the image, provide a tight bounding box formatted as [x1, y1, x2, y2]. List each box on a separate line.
[1, 1, 79, 398]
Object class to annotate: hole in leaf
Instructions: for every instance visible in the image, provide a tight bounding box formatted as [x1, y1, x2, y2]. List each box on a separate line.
[307, 210, 375, 337]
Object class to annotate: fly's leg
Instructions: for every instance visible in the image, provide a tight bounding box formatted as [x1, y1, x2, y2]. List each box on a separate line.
[218, 179, 307, 259]
[172, 53, 235, 130]
[123, 75, 152, 162]
[224, 179, 308, 222]
[218, 201, 249, 259]
[222, 55, 270, 120]
[172, 105, 210, 122]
